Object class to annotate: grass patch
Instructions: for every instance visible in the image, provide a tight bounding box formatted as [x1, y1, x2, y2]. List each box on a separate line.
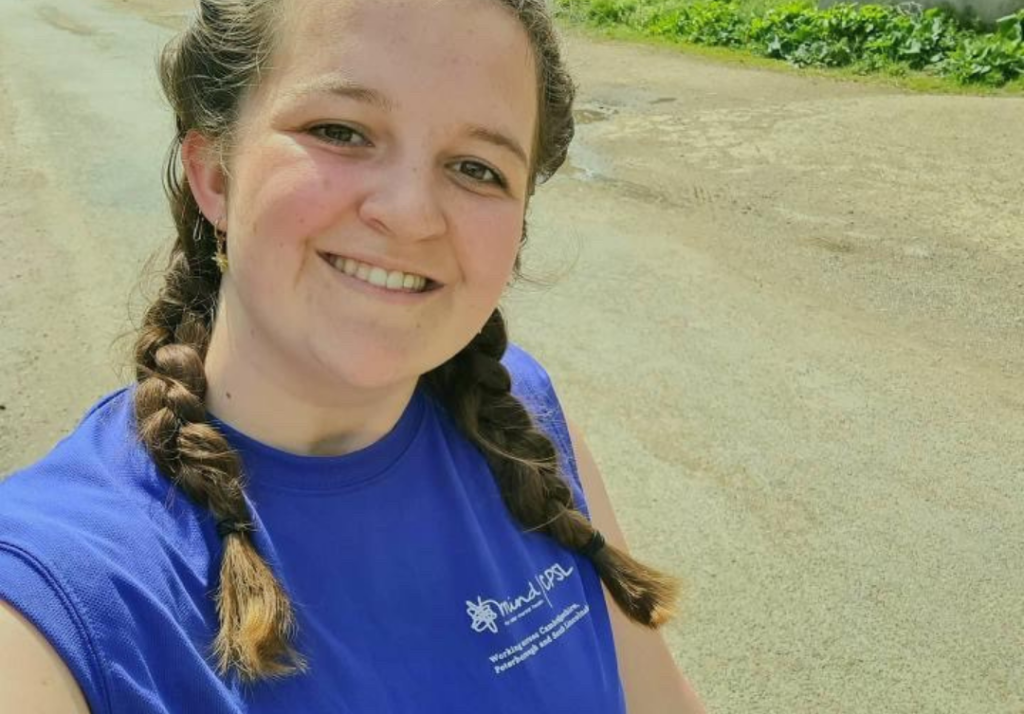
[554, 0, 1024, 92]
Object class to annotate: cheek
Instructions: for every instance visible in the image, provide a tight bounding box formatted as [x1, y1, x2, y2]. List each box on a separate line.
[233, 149, 363, 251]
[460, 205, 524, 286]
[226, 166, 321, 304]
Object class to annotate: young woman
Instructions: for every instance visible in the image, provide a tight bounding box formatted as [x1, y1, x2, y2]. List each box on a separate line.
[0, 0, 707, 711]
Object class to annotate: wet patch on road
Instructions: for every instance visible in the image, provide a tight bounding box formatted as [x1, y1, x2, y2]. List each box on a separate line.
[573, 103, 618, 125]
[37, 5, 98, 36]
[99, 0, 193, 30]
[808, 235, 858, 255]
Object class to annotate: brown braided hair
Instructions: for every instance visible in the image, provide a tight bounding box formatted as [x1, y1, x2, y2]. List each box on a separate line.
[136, 0, 678, 683]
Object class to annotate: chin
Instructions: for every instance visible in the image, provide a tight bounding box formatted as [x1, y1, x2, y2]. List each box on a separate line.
[310, 340, 436, 393]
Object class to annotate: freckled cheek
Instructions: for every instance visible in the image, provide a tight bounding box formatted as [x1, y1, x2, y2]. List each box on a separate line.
[240, 161, 363, 249]
[462, 210, 523, 286]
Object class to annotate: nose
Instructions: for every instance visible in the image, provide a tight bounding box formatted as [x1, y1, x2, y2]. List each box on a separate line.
[358, 158, 448, 242]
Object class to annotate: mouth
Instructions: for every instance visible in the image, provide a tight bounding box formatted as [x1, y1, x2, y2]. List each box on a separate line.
[318, 252, 442, 294]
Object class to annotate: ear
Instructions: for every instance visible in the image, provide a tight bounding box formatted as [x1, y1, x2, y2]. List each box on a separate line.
[182, 130, 228, 227]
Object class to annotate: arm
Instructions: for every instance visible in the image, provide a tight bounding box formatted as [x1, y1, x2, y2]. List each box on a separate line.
[0, 600, 92, 713]
[566, 418, 708, 714]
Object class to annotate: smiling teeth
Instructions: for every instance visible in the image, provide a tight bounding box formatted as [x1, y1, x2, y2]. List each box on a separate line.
[330, 256, 428, 292]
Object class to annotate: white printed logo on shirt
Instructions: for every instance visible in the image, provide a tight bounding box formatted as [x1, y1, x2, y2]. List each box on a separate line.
[464, 561, 592, 675]
[465, 562, 575, 634]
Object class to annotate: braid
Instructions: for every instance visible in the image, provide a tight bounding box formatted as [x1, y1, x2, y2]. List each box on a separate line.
[133, 205, 304, 680]
[141, 0, 649, 685]
[424, 310, 679, 627]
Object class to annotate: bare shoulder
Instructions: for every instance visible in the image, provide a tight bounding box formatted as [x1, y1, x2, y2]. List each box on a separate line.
[564, 418, 708, 714]
[0, 600, 91, 713]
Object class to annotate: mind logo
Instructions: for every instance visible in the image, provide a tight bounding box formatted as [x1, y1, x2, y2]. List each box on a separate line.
[465, 562, 574, 634]
[466, 599, 501, 634]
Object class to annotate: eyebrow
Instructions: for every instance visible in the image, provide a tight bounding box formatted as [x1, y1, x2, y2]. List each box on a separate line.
[464, 125, 529, 169]
[287, 76, 395, 112]
[286, 77, 530, 168]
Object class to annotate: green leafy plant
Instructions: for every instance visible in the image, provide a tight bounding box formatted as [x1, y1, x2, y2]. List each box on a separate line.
[674, 1, 747, 46]
[554, 0, 1024, 87]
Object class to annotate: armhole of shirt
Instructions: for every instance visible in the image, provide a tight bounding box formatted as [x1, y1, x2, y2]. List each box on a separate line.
[508, 348, 629, 709]
[0, 542, 111, 714]
[505, 345, 591, 521]
[535, 383, 591, 522]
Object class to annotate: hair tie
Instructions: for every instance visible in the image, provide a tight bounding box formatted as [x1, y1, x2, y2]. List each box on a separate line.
[216, 518, 253, 539]
[579, 530, 606, 559]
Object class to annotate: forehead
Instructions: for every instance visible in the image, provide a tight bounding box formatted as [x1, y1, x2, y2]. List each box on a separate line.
[258, 0, 537, 134]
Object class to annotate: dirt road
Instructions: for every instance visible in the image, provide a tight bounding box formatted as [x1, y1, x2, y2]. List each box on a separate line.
[1, 1, 1020, 712]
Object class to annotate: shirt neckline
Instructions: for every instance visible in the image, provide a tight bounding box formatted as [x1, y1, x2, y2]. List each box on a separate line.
[207, 387, 429, 493]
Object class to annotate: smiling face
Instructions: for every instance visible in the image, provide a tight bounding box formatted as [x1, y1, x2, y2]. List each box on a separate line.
[200, 0, 538, 401]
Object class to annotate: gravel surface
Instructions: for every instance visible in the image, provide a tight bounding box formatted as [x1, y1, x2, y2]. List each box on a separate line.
[1, 1, 1021, 712]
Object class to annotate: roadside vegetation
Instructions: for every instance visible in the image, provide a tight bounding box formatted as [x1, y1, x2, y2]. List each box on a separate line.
[554, 0, 1024, 91]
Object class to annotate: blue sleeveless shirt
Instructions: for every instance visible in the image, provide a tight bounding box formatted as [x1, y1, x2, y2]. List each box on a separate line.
[0, 344, 625, 713]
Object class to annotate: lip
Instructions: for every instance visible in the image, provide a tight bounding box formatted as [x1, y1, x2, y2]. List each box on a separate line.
[317, 250, 443, 286]
[318, 252, 443, 304]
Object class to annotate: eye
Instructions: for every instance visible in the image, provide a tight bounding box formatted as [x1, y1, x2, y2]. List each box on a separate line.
[309, 123, 371, 147]
[454, 160, 506, 188]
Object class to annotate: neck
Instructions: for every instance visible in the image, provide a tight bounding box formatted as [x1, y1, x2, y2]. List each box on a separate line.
[202, 304, 419, 458]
